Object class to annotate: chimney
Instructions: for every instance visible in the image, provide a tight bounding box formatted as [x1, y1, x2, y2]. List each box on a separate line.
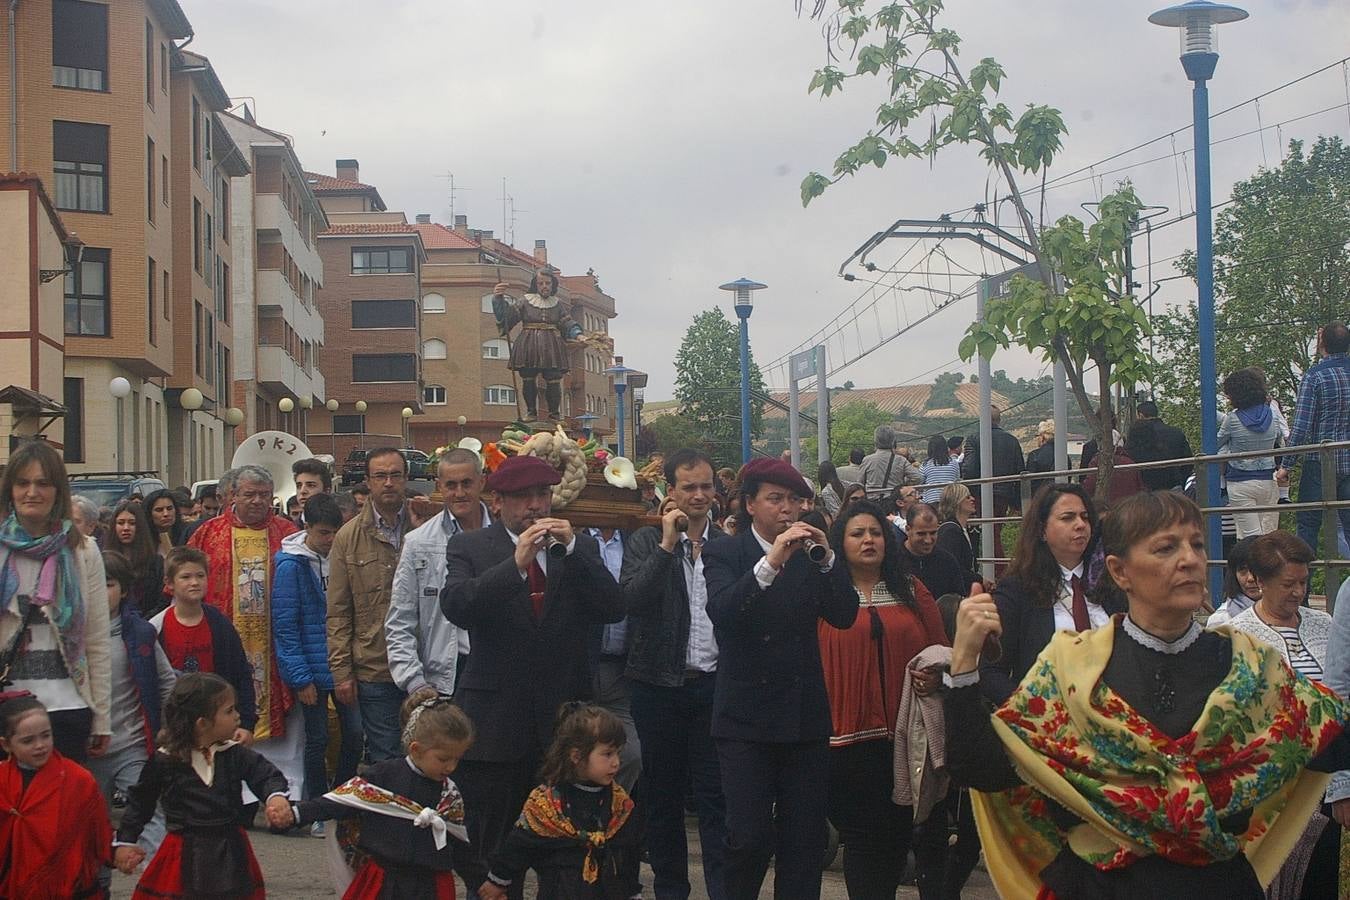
[415, 213, 431, 224]
[335, 158, 359, 182]
[482, 230, 494, 241]
[534, 239, 548, 264]
[453, 215, 468, 235]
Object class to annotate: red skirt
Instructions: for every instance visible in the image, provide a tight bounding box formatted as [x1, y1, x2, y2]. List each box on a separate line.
[344, 858, 456, 900]
[132, 829, 265, 899]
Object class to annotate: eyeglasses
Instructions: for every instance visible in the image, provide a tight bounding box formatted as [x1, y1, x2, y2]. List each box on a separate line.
[368, 472, 406, 483]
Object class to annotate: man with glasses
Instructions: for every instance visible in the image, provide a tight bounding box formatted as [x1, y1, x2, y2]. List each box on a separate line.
[189, 464, 299, 745]
[327, 447, 414, 761]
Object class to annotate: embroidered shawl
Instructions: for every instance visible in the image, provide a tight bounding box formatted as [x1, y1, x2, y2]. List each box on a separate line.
[189, 511, 296, 738]
[518, 784, 634, 883]
[971, 623, 1344, 900]
[322, 774, 467, 849]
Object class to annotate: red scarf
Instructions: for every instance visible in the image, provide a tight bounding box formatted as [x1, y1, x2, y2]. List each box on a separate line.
[0, 753, 110, 899]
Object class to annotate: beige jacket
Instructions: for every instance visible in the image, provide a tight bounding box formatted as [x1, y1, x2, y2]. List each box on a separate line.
[327, 503, 411, 685]
[892, 643, 952, 824]
[0, 536, 111, 734]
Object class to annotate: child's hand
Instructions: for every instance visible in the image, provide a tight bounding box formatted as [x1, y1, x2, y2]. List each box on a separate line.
[114, 846, 146, 874]
[264, 796, 294, 830]
[478, 881, 508, 900]
[233, 728, 254, 746]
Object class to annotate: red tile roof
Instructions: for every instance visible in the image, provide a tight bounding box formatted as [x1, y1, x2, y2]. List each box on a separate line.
[412, 222, 480, 250]
[304, 171, 386, 210]
[320, 222, 418, 236]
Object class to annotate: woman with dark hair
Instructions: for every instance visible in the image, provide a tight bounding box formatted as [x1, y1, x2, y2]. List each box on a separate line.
[818, 459, 848, 517]
[108, 499, 167, 618]
[839, 483, 866, 515]
[1218, 366, 1285, 538]
[946, 492, 1350, 897]
[0, 440, 111, 762]
[142, 488, 189, 553]
[1206, 535, 1261, 627]
[919, 434, 961, 505]
[820, 501, 946, 898]
[981, 483, 1119, 705]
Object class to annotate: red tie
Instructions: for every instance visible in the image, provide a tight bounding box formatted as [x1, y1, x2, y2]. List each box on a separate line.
[1070, 574, 1090, 632]
[528, 558, 547, 621]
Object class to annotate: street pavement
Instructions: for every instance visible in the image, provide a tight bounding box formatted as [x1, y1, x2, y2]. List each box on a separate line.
[110, 818, 1000, 898]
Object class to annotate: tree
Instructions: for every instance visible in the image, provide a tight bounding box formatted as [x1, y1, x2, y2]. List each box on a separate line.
[1151, 136, 1350, 444]
[802, 400, 894, 465]
[926, 371, 964, 409]
[674, 308, 767, 469]
[798, 0, 1151, 502]
[644, 414, 708, 459]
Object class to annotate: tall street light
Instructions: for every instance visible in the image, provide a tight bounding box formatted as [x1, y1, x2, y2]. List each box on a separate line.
[719, 278, 766, 464]
[1149, 0, 1248, 599]
[604, 358, 634, 458]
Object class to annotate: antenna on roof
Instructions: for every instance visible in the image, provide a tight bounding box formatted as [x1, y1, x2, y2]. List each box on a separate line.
[507, 195, 528, 247]
[434, 172, 470, 223]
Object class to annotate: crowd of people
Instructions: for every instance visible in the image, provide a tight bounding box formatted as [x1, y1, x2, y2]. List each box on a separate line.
[0, 320, 1346, 900]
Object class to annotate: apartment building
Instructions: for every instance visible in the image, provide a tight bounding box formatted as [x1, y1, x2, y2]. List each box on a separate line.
[306, 161, 426, 458]
[219, 106, 328, 441]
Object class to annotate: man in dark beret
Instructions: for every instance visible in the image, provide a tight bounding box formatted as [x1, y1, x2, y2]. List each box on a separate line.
[441, 454, 625, 899]
[702, 457, 859, 900]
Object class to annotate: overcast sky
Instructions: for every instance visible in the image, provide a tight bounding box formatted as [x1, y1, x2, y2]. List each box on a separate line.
[183, 0, 1350, 399]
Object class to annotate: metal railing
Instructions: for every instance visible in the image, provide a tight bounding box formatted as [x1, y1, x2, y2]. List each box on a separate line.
[953, 438, 1350, 607]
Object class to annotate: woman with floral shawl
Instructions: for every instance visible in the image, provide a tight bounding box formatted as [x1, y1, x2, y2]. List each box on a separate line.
[944, 491, 1350, 898]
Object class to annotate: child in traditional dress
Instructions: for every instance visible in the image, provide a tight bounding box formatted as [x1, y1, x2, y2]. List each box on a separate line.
[292, 686, 473, 899]
[112, 672, 294, 899]
[0, 692, 111, 899]
[480, 703, 642, 900]
[149, 547, 257, 743]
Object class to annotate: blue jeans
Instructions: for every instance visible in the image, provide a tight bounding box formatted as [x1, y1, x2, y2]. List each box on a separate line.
[357, 680, 406, 763]
[631, 674, 728, 900]
[1294, 461, 1350, 556]
[299, 689, 364, 800]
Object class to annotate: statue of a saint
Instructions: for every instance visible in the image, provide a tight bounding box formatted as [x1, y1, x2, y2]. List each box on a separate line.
[492, 268, 582, 421]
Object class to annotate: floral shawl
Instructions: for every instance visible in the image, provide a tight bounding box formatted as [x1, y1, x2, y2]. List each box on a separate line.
[519, 783, 634, 883]
[971, 621, 1344, 900]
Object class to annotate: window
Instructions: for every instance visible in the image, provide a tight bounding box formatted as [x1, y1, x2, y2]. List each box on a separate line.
[219, 346, 231, 408]
[482, 339, 507, 359]
[193, 303, 203, 375]
[422, 292, 446, 313]
[352, 354, 416, 383]
[162, 269, 170, 322]
[218, 178, 229, 244]
[147, 258, 156, 346]
[481, 293, 496, 314]
[351, 299, 416, 329]
[53, 121, 108, 212]
[204, 213, 214, 285]
[193, 199, 202, 272]
[422, 339, 447, 360]
[351, 247, 413, 274]
[62, 378, 84, 463]
[144, 20, 153, 105]
[191, 96, 201, 171]
[424, 385, 447, 405]
[160, 43, 167, 93]
[161, 155, 169, 207]
[332, 414, 365, 434]
[146, 138, 155, 222]
[204, 313, 215, 385]
[484, 385, 517, 406]
[217, 261, 230, 323]
[203, 115, 212, 163]
[52, 0, 106, 90]
[63, 247, 109, 336]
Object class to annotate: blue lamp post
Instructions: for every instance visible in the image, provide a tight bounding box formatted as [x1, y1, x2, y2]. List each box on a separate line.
[719, 278, 767, 464]
[576, 411, 600, 440]
[604, 358, 635, 458]
[1149, 0, 1248, 600]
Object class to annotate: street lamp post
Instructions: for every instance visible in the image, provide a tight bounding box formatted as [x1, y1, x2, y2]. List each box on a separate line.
[325, 399, 340, 455]
[180, 388, 204, 483]
[577, 412, 599, 440]
[719, 278, 767, 465]
[604, 358, 634, 458]
[401, 407, 414, 449]
[354, 400, 367, 450]
[109, 377, 131, 470]
[1149, 0, 1248, 600]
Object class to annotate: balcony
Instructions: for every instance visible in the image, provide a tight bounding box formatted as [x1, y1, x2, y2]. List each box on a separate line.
[257, 344, 325, 403]
[257, 269, 324, 345]
[255, 194, 322, 279]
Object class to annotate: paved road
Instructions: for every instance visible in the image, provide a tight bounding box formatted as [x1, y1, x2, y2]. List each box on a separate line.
[110, 819, 999, 898]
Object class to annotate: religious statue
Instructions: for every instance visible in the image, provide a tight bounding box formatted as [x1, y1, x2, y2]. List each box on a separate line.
[492, 268, 582, 421]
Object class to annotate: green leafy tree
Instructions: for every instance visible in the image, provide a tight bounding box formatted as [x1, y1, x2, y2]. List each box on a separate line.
[799, 0, 1151, 501]
[1151, 137, 1350, 445]
[674, 308, 767, 469]
[802, 400, 894, 465]
[926, 371, 964, 409]
[644, 414, 708, 459]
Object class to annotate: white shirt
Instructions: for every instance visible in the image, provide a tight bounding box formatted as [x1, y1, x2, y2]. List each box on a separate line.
[681, 521, 717, 673]
[750, 523, 834, 589]
[1053, 562, 1109, 632]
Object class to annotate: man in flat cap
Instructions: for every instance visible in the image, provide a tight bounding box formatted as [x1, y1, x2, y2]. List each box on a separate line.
[702, 459, 858, 900]
[441, 454, 625, 899]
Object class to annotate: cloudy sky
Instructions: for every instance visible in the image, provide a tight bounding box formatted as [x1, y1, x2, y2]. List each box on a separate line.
[183, 0, 1350, 399]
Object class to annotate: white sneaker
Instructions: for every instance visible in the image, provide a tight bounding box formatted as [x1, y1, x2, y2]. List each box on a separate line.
[310, 821, 325, 838]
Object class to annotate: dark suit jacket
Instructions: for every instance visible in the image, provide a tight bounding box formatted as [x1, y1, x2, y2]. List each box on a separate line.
[980, 572, 1125, 706]
[441, 523, 624, 762]
[702, 529, 858, 743]
[962, 427, 1026, 505]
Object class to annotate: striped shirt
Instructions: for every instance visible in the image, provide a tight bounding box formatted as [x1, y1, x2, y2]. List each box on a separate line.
[1283, 353, 1350, 475]
[1272, 625, 1324, 681]
[919, 460, 963, 504]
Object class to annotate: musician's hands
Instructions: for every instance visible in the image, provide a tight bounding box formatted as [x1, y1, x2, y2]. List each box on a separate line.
[514, 519, 575, 574]
[765, 522, 830, 570]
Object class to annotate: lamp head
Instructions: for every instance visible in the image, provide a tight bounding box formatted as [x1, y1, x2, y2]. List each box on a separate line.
[1148, 1, 1248, 59]
[180, 388, 204, 411]
[325, 399, 339, 413]
[224, 407, 245, 427]
[278, 397, 294, 413]
[354, 400, 368, 413]
[109, 377, 131, 399]
[401, 407, 413, 419]
[719, 277, 767, 316]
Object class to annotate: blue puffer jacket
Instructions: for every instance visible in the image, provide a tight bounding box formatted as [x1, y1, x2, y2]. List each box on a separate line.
[271, 531, 335, 691]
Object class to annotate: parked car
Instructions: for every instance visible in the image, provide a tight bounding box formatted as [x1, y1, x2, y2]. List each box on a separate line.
[341, 448, 432, 485]
[69, 472, 168, 510]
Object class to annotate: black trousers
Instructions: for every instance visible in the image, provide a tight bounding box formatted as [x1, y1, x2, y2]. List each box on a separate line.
[455, 758, 537, 900]
[827, 739, 913, 900]
[912, 787, 981, 900]
[50, 706, 93, 763]
[717, 737, 829, 900]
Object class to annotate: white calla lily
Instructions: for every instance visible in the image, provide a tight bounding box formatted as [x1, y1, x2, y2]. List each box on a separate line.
[603, 456, 638, 490]
[457, 437, 483, 454]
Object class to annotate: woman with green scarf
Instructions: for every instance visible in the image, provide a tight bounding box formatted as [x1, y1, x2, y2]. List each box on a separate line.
[0, 441, 110, 762]
[944, 491, 1350, 898]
